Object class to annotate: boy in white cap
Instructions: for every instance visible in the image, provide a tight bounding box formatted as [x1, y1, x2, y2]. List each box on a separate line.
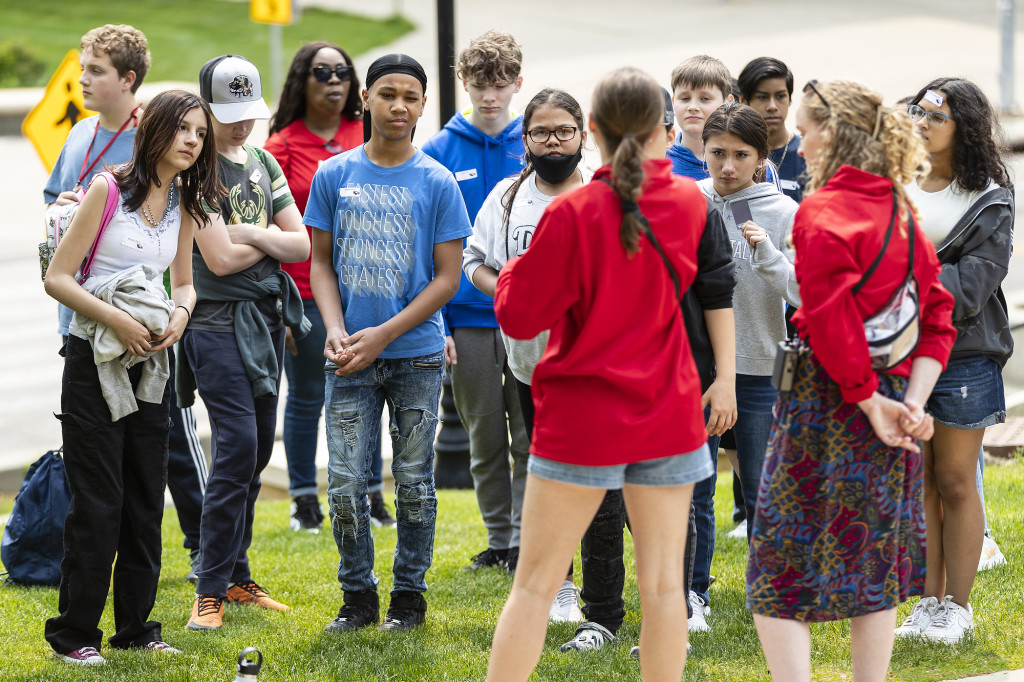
[184, 54, 311, 631]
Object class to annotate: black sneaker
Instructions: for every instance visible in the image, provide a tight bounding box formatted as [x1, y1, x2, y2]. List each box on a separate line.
[504, 547, 519, 574]
[290, 495, 324, 534]
[462, 547, 509, 572]
[324, 590, 379, 633]
[368, 491, 396, 528]
[380, 591, 426, 631]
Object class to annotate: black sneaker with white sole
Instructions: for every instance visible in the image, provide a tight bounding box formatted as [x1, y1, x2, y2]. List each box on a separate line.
[290, 494, 324, 533]
[462, 547, 510, 572]
[380, 591, 427, 631]
[324, 590, 379, 633]
[368, 491, 396, 528]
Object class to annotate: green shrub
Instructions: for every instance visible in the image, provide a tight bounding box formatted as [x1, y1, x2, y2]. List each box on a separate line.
[0, 40, 46, 87]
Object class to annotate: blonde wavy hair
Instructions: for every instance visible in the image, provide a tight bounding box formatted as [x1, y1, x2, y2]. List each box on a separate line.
[801, 80, 928, 207]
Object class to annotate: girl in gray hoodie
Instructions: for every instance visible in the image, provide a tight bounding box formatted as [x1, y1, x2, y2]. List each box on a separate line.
[698, 102, 799, 535]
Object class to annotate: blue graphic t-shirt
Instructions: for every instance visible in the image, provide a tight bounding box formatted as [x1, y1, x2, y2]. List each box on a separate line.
[304, 146, 473, 358]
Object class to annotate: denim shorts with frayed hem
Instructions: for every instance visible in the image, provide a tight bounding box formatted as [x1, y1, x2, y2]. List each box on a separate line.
[527, 444, 713, 489]
[926, 354, 1006, 430]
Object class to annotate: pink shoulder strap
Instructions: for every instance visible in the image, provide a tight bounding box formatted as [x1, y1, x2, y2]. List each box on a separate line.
[78, 172, 120, 282]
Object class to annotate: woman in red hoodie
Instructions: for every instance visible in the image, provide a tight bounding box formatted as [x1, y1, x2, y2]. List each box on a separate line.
[486, 67, 712, 682]
[746, 79, 956, 682]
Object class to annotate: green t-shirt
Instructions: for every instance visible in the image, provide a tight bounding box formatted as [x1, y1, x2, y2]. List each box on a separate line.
[191, 145, 296, 331]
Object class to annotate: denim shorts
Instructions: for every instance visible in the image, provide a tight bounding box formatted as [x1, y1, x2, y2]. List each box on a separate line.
[926, 355, 1006, 430]
[527, 444, 713, 489]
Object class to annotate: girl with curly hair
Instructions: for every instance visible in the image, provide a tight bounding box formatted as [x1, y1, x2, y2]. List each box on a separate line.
[893, 77, 1014, 644]
[746, 80, 956, 681]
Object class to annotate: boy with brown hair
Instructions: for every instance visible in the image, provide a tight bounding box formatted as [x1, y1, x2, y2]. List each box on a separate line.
[667, 54, 733, 180]
[421, 31, 533, 580]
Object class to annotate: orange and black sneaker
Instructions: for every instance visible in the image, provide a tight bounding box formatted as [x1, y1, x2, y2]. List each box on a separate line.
[226, 581, 291, 611]
[187, 594, 225, 630]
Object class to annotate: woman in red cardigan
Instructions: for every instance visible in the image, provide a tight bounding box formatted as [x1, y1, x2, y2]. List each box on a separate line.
[746, 79, 956, 682]
[485, 67, 712, 682]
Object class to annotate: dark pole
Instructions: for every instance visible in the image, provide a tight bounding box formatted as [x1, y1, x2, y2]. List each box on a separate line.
[437, 0, 456, 124]
[432, 0, 471, 489]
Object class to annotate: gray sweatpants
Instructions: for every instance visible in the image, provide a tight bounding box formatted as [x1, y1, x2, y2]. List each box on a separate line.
[451, 327, 530, 549]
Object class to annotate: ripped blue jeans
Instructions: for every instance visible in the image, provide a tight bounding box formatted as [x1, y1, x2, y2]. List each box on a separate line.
[324, 351, 443, 595]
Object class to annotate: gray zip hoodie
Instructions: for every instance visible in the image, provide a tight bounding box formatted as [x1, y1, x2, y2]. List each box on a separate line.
[699, 180, 799, 376]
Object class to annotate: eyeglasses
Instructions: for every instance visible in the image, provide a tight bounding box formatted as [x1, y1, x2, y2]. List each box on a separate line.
[907, 104, 954, 127]
[310, 64, 354, 83]
[802, 80, 830, 110]
[526, 126, 578, 143]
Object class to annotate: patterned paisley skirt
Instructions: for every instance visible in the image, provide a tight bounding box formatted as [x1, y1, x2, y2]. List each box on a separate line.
[746, 352, 925, 622]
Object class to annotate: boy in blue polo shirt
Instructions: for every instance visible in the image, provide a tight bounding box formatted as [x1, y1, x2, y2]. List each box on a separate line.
[306, 54, 472, 632]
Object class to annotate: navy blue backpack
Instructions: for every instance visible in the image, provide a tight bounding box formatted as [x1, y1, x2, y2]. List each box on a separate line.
[1, 449, 70, 586]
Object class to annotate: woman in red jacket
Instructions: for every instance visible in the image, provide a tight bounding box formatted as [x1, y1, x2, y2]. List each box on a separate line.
[746, 80, 956, 682]
[486, 67, 712, 682]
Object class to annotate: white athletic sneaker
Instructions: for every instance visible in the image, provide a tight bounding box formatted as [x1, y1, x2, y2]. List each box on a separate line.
[559, 622, 615, 652]
[687, 590, 710, 633]
[921, 596, 973, 644]
[549, 580, 584, 623]
[978, 534, 1007, 572]
[894, 596, 940, 637]
[727, 520, 748, 539]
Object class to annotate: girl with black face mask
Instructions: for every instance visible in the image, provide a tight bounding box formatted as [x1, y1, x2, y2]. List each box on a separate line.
[462, 87, 588, 621]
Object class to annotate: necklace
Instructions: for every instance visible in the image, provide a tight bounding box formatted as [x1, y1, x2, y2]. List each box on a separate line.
[772, 132, 793, 171]
[140, 183, 175, 256]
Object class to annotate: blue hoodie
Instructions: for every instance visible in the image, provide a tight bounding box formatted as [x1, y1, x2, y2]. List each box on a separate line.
[422, 110, 525, 329]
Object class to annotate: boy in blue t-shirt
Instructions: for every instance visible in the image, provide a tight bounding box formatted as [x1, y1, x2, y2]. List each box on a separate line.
[737, 57, 806, 203]
[305, 54, 472, 633]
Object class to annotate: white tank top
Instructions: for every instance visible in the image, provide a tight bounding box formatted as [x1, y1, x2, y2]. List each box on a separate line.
[85, 182, 182, 283]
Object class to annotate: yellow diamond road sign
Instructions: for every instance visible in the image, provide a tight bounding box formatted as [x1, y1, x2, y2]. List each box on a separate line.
[22, 49, 96, 173]
[251, 0, 293, 25]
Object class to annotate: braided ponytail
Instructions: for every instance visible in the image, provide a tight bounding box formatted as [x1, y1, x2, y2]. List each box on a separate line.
[591, 67, 664, 255]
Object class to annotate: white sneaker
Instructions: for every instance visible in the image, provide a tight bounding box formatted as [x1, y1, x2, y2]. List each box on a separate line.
[978, 534, 1006, 572]
[894, 596, 941, 637]
[549, 580, 584, 623]
[687, 590, 710, 633]
[728, 520, 748, 539]
[559, 622, 615, 652]
[921, 596, 973, 644]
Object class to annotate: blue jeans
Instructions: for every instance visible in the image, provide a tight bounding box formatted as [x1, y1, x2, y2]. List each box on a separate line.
[283, 299, 383, 497]
[325, 352, 444, 595]
[690, 374, 776, 604]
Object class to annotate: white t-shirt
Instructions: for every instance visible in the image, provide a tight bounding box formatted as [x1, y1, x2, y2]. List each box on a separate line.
[905, 179, 998, 247]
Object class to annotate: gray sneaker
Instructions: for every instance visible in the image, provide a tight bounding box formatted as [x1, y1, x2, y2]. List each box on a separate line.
[559, 622, 616, 652]
[186, 549, 200, 584]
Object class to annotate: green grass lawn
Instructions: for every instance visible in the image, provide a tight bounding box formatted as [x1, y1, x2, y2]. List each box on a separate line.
[1, 458, 1022, 680]
[0, 0, 413, 89]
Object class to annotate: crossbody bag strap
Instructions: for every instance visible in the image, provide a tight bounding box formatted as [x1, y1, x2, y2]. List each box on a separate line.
[596, 177, 681, 300]
[852, 190, 901, 296]
[78, 172, 121, 282]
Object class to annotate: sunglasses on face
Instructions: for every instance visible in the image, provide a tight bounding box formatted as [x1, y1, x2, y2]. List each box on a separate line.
[310, 64, 354, 83]
[907, 104, 954, 127]
[802, 80, 830, 110]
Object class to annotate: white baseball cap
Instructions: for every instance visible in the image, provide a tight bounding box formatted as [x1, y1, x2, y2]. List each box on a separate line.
[199, 55, 271, 123]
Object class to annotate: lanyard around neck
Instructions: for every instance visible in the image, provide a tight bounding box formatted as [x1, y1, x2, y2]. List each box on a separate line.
[77, 106, 140, 186]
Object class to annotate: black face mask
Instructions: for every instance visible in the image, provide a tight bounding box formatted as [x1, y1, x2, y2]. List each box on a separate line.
[529, 143, 583, 184]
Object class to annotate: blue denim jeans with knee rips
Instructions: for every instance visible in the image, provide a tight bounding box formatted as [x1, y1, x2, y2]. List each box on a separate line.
[325, 351, 444, 595]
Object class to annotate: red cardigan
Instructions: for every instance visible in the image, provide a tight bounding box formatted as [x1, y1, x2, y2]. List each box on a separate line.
[264, 116, 362, 298]
[791, 165, 956, 403]
[495, 160, 709, 466]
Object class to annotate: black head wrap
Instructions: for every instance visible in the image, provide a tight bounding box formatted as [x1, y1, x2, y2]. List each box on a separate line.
[363, 54, 428, 143]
